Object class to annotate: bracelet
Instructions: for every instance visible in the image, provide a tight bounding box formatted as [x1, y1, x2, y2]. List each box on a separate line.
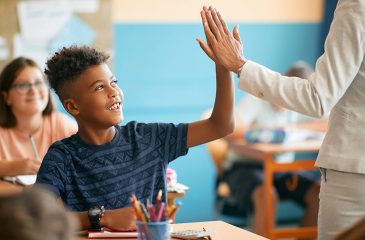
[236, 65, 244, 78]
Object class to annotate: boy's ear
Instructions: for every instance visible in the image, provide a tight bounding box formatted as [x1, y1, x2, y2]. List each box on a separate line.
[63, 98, 79, 116]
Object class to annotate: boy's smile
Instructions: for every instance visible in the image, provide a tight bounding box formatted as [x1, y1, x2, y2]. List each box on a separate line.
[107, 96, 122, 111]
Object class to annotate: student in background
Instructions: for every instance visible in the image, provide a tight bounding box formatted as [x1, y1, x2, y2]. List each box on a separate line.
[0, 57, 77, 177]
[207, 62, 325, 235]
[35, 45, 234, 231]
[199, 2, 365, 239]
[0, 187, 76, 240]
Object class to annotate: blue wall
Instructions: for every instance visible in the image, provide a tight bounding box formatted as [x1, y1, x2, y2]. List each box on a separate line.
[111, 23, 322, 223]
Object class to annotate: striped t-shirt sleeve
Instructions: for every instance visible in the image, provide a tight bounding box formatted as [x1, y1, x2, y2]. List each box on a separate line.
[154, 123, 188, 163]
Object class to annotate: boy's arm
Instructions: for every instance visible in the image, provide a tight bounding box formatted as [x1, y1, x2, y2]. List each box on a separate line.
[187, 64, 235, 148]
[72, 207, 136, 231]
[223, 113, 247, 141]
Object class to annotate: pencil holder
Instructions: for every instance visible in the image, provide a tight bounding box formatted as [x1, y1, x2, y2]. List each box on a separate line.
[136, 221, 170, 240]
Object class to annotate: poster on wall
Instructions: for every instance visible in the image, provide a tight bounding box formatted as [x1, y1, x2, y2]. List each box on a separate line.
[17, 0, 72, 43]
[13, 34, 49, 69]
[49, 15, 96, 53]
[15, 0, 97, 67]
[68, 0, 99, 13]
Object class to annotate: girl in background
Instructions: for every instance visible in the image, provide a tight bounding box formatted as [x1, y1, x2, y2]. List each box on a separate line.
[0, 57, 77, 177]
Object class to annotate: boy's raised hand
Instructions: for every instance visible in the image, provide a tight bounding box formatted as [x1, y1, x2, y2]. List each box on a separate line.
[197, 6, 245, 73]
[187, 8, 237, 148]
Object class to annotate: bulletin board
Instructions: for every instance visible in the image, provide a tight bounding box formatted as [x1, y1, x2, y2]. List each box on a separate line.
[0, 0, 112, 70]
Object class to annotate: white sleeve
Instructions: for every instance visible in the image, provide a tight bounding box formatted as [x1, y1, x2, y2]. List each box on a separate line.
[238, 0, 365, 118]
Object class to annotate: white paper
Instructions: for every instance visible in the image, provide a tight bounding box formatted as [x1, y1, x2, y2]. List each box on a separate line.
[167, 182, 189, 194]
[3, 175, 37, 186]
[16, 175, 37, 185]
[88, 230, 138, 238]
[68, 0, 99, 13]
[17, 0, 71, 43]
[284, 128, 325, 144]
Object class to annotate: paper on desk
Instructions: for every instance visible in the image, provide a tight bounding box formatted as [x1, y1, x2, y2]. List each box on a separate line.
[167, 182, 189, 194]
[88, 230, 137, 238]
[3, 175, 37, 186]
[283, 129, 325, 144]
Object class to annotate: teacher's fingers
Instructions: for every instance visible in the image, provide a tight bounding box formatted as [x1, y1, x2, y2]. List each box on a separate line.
[201, 10, 217, 45]
[209, 7, 226, 36]
[204, 7, 221, 40]
[216, 10, 230, 35]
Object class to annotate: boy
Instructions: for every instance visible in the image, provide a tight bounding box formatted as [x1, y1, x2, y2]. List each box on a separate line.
[36, 46, 234, 231]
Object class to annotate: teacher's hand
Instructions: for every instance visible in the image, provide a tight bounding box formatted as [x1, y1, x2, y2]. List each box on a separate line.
[197, 6, 245, 73]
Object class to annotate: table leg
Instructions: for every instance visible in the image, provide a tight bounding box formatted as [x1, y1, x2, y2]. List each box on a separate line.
[263, 155, 275, 239]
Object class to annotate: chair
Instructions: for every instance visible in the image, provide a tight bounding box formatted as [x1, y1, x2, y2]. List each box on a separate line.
[205, 138, 311, 233]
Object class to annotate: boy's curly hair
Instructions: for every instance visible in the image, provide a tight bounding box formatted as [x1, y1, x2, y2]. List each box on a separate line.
[45, 45, 109, 100]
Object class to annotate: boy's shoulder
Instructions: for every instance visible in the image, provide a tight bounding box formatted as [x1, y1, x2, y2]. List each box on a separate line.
[45, 134, 78, 156]
[121, 121, 188, 136]
[119, 121, 158, 140]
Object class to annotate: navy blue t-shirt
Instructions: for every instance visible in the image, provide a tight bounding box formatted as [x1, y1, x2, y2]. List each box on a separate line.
[36, 121, 188, 211]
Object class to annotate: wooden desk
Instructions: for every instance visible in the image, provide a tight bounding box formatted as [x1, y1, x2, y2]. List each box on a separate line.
[229, 139, 322, 239]
[78, 220, 268, 240]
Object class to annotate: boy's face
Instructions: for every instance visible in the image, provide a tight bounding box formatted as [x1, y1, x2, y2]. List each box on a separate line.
[66, 63, 124, 128]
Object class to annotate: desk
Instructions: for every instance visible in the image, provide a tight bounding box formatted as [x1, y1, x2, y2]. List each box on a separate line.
[78, 220, 268, 240]
[229, 139, 321, 239]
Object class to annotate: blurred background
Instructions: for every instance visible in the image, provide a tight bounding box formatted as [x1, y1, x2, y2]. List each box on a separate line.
[0, 0, 337, 223]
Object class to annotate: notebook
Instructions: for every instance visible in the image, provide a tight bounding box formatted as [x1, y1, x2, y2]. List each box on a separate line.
[88, 230, 138, 239]
[3, 175, 37, 185]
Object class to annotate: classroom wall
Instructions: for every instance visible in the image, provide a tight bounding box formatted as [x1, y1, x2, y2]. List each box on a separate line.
[0, 0, 112, 70]
[112, 0, 324, 222]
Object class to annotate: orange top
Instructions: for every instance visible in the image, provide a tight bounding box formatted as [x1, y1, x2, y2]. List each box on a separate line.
[0, 112, 77, 161]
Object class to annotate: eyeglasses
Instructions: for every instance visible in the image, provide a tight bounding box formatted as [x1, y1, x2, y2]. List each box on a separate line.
[10, 81, 49, 94]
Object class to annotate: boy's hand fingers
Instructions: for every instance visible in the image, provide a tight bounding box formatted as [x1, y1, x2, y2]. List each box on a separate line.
[197, 38, 216, 62]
